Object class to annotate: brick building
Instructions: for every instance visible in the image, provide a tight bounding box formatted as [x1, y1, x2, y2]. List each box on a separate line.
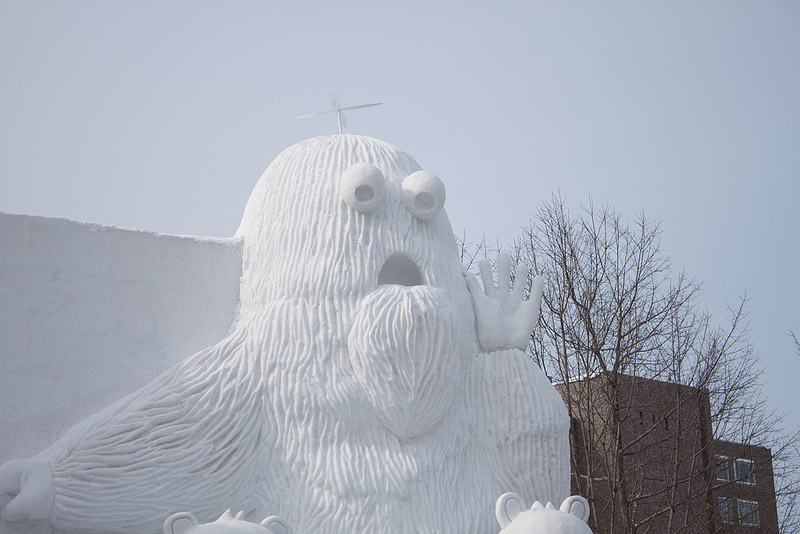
[713, 440, 779, 533]
[553, 373, 779, 533]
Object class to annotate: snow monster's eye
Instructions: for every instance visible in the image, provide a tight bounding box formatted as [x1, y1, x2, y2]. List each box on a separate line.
[340, 163, 386, 213]
[402, 171, 445, 220]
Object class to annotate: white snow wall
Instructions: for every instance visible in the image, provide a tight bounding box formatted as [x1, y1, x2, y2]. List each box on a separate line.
[0, 212, 242, 466]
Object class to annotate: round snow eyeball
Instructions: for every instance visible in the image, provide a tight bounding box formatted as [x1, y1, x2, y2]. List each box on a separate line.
[402, 171, 445, 220]
[340, 163, 386, 213]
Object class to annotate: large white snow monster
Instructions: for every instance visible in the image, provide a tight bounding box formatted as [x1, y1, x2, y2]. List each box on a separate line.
[0, 135, 569, 533]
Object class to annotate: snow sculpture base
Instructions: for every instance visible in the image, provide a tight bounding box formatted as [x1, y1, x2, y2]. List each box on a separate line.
[0, 135, 570, 534]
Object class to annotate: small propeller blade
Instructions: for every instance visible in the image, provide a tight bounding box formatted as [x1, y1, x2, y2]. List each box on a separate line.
[330, 93, 341, 111]
[295, 109, 337, 119]
[339, 102, 382, 112]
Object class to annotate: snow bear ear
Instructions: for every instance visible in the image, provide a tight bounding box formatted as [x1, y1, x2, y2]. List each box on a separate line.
[559, 495, 591, 523]
[163, 512, 199, 534]
[218, 509, 234, 521]
[496, 492, 526, 528]
[341, 163, 386, 213]
[259, 515, 293, 534]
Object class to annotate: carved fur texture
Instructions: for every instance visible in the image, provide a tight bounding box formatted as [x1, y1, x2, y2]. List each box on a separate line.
[27, 136, 569, 533]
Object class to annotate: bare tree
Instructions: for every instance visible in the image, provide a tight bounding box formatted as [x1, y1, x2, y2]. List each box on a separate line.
[773, 331, 800, 533]
[509, 195, 798, 533]
[456, 231, 499, 272]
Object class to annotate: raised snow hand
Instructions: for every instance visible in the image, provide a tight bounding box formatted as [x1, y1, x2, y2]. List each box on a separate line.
[0, 458, 54, 522]
[495, 493, 592, 534]
[163, 510, 292, 534]
[465, 253, 544, 352]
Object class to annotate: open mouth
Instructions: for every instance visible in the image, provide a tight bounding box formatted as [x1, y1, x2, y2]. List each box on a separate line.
[377, 254, 424, 286]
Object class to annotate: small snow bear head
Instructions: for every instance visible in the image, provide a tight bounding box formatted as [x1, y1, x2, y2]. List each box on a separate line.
[163, 510, 292, 534]
[495, 493, 592, 534]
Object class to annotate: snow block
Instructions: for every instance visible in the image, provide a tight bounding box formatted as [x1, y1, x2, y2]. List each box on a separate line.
[0, 213, 241, 465]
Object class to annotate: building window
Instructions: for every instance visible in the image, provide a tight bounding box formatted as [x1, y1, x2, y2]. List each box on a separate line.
[715, 456, 730, 481]
[719, 497, 734, 524]
[738, 499, 760, 527]
[735, 459, 756, 485]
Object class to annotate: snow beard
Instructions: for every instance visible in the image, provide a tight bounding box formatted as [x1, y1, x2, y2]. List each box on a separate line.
[346, 285, 469, 441]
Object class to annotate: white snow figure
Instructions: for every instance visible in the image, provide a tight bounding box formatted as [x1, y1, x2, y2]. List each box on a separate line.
[495, 493, 592, 534]
[162, 509, 292, 534]
[0, 135, 569, 533]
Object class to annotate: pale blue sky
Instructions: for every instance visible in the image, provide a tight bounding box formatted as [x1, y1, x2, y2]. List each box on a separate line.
[2, 1, 799, 432]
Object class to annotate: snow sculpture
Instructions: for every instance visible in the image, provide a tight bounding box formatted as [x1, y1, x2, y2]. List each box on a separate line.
[0, 135, 569, 533]
[163, 510, 292, 534]
[495, 493, 592, 534]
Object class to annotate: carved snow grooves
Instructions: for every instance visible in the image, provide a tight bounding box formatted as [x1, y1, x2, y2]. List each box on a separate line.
[348, 286, 460, 439]
[49, 329, 269, 531]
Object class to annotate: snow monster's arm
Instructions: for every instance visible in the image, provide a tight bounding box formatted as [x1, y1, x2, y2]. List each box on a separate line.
[473, 348, 571, 506]
[0, 334, 275, 534]
[466, 254, 571, 505]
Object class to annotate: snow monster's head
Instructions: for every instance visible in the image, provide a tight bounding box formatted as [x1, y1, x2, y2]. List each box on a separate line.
[236, 135, 468, 307]
[235, 135, 477, 439]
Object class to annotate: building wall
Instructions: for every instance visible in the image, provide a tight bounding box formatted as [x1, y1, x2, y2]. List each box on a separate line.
[555, 373, 779, 534]
[712, 440, 780, 533]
